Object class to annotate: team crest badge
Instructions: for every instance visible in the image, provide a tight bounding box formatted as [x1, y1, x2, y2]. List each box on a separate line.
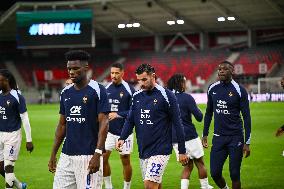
[229, 92, 233, 97]
[83, 96, 88, 103]
[120, 92, 124, 98]
[6, 100, 10, 106]
[153, 99, 157, 105]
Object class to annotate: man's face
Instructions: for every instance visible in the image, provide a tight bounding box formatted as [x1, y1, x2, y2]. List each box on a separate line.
[281, 76, 284, 89]
[0, 74, 8, 91]
[110, 67, 124, 85]
[136, 72, 155, 91]
[67, 60, 87, 84]
[218, 63, 233, 82]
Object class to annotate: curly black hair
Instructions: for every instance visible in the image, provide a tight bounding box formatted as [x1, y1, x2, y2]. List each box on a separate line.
[135, 64, 155, 75]
[0, 69, 18, 90]
[65, 50, 90, 63]
[167, 73, 186, 93]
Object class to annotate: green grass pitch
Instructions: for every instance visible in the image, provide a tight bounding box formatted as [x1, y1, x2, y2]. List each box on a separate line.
[0, 102, 284, 188]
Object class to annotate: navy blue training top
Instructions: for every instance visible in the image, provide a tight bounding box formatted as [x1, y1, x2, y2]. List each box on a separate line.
[172, 91, 203, 143]
[59, 80, 110, 155]
[0, 90, 27, 132]
[203, 80, 251, 144]
[120, 84, 186, 159]
[106, 80, 135, 136]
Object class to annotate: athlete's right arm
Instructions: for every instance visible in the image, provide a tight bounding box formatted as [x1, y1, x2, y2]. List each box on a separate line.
[48, 114, 66, 173]
[202, 90, 213, 148]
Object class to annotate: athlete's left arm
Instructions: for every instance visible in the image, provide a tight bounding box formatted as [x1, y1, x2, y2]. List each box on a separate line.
[240, 87, 251, 157]
[168, 91, 188, 165]
[20, 112, 33, 152]
[18, 95, 34, 152]
[188, 95, 203, 122]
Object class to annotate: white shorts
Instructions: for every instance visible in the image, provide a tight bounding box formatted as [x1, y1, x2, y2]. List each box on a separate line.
[53, 153, 103, 189]
[105, 132, 133, 155]
[173, 137, 204, 160]
[0, 129, 22, 161]
[139, 155, 170, 184]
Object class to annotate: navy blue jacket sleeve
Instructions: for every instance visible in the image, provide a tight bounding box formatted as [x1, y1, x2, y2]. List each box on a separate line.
[117, 110, 129, 118]
[203, 90, 213, 137]
[240, 87, 251, 144]
[168, 91, 186, 154]
[188, 95, 203, 122]
[120, 106, 135, 140]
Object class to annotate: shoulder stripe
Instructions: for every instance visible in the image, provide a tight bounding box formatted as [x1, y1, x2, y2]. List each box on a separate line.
[122, 80, 133, 96]
[208, 81, 220, 95]
[88, 80, 101, 100]
[155, 84, 170, 106]
[105, 82, 112, 89]
[61, 83, 74, 95]
[133, 89, 143, 97]
[10, 89, 20, 103]
[231, 80, 241, 97]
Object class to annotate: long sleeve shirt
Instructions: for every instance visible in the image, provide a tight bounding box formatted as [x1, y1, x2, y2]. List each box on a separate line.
[120, 84, 186, 159]
[203, 80, 251, 144]
[172, 91, 203, 143]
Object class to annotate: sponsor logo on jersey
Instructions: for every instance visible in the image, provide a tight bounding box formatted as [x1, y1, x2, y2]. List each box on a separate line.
[0, 106, 7, 120]
[109, 98, 120, 111]
[70, 106, 82, 115]
[216, 100, 230, 115]
[66, 106, 85, 123]
[140, 109, 153, 125]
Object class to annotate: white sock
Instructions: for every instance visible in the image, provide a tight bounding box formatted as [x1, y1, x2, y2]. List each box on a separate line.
[200, 178, 210, 189]
[103, 176, 113, 189]
[181, 179, 189, 189]
[123, 180, 131, 189]
[221, 184, 229, 189]
[14, 178, 22, 189]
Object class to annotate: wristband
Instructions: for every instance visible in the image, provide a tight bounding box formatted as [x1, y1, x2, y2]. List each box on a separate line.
[95, 149, 103, 155]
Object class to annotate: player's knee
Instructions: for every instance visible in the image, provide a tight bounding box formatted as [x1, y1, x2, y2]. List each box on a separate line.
[5, 172, 16, 186]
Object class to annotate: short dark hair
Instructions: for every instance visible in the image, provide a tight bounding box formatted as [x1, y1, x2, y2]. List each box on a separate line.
[111, 62, 124, 70]
[135, 64, 155, 75]
[65, 50, 90, 62]
[221, 60, 234, 68]
[167, 73, 185, 93]
[0, 69, 18, 90]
